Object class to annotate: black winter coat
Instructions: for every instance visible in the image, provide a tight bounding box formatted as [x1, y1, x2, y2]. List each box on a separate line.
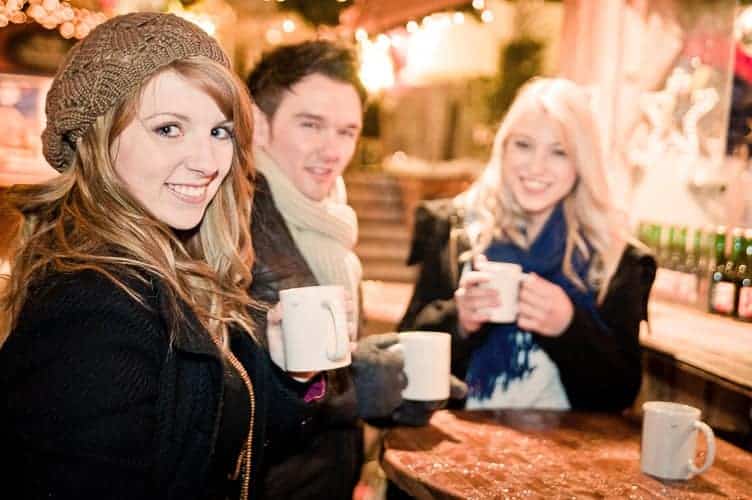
[248, 174, 363, 500]
[0, 269, 320, 499]
[398, 199, 657, 412]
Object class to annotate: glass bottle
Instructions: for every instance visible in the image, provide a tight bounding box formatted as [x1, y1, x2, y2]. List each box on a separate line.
[652, 224, 675, 301]
[696, 224, 715, 310]
[736, 229, 752, 322]
[708, 226, 734, 315]
[712, 227, 744, 316]
[682, 227, 700, 306]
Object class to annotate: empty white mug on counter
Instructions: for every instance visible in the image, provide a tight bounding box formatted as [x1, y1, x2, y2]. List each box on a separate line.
[641, 401, 716, 480]
[277, 285, 351, 372]
[391, 331, 451, 401]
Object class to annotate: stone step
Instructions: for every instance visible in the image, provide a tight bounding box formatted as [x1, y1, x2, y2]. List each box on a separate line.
[347, 183, 404, 205]
[358, 223, 412, 243]
[350, 198, 405, 218]
[345, 171, 401, 188]
[362, 280, 414, 329]
[355, 207, 405, 224]
[355, 240, 410, 261]
[361, 262, 417, 283]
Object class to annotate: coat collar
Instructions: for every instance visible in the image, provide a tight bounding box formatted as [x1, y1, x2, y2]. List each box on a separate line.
[152, 277, 221, 358]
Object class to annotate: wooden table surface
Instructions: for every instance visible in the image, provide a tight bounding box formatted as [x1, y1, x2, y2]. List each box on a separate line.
[382, 410, 752, 499]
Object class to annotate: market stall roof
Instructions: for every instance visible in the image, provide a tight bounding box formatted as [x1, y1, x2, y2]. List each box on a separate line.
[340, 0, 471, 34]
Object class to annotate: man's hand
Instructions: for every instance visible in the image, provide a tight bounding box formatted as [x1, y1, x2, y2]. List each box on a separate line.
[392, 375, 468, 427]
[351, 333, 407, 419]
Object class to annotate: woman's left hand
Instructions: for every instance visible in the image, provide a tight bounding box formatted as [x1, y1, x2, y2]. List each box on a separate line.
[517, 273, 574, 337]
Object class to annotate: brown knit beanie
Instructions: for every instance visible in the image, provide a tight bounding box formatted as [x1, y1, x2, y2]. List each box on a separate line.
[42, 12, 231, 172]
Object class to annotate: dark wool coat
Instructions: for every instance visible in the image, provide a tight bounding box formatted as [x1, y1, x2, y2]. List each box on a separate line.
[0, 269, 320, 500]
[248, 173, 363, 500]
[398, 199, 657, 412]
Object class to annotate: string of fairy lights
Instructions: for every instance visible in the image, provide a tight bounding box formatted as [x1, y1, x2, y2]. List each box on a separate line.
[261, 0, 498, 92]
[0, 0, 498, 92]
[0, 0, 106, 38]
[261, 0, 494, 43]
[0, 0, 496, 43]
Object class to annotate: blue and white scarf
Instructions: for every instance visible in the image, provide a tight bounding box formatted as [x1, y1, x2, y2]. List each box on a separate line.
[465, 204, 604, 400]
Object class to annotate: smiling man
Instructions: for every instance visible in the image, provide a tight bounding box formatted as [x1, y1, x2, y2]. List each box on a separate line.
[245, 41, 408, 500]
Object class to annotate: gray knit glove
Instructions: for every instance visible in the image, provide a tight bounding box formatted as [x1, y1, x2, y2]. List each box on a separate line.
[392, 375, 468, 427]
[351, 333, 407, 420]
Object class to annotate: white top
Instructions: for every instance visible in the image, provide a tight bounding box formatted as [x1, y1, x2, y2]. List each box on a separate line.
[466, 332, 571, 410]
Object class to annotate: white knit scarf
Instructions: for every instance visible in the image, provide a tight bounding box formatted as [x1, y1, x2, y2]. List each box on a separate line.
[255, 149, 362, 328]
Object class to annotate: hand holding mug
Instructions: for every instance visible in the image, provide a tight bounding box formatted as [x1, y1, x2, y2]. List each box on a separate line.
[266, 303, 318, 381]
[517, 273, 574, 337]
[455, 256, 499, 334]
[267, 285, 351, 379]
[351, 333, 407, 419]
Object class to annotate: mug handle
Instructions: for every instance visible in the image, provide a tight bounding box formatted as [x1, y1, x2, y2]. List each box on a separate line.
[322, 300, 347, 361]
[688, 421, 715, 475]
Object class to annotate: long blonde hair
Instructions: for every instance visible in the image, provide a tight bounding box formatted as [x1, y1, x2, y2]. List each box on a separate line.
[459, 77, 622, 296]
[1, 56, 258, 344]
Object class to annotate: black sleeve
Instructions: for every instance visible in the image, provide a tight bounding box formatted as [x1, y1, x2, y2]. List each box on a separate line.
[232, 334, 313, 455]
[233, 333, 358, 470]
[536, 247, 657, 411]
[246, 286, 359, 433]
[397, 201, 488, 382]
[0, 277, 168, 500]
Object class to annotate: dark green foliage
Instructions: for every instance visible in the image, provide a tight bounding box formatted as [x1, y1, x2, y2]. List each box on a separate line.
[486, 37, 544, 124]
[277, 0, 354, 26]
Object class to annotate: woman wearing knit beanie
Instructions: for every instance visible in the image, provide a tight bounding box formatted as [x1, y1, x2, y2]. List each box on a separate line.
[0, 12, 325, 500]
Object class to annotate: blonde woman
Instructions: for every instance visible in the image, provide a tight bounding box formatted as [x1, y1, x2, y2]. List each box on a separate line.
[399, 77, 656, 411]
[0, 13, 324, 500]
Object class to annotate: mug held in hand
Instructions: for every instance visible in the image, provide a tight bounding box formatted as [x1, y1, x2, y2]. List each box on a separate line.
[389, 331, 451, 402]
[278, 285, 351, 372]
[477, 261, 527, 324]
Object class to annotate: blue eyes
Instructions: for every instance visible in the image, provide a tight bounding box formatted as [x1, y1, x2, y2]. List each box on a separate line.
[153, 124, 233, 140]
[211, 126, 233, 139]
[155, 124, 180, 137]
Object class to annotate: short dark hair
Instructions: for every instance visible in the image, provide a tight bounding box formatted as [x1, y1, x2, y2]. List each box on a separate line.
[246, 40, 367, 117]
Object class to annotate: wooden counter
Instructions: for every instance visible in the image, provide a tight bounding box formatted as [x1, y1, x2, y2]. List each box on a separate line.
[640, 300, 752, 397]
[382, 410, 752, 499]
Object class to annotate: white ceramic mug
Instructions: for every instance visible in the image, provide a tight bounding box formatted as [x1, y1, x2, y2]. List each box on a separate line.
[641, 401, 716, 480]
[277, 285, 351, 372]
[391, 331, 451, 401]
[479, 261, 526, 323]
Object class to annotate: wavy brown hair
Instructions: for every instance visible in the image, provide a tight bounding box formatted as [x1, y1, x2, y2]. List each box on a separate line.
[1, 56, 258, 345]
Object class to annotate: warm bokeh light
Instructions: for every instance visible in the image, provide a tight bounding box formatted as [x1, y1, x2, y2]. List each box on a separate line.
[358, 38, 396, 93]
